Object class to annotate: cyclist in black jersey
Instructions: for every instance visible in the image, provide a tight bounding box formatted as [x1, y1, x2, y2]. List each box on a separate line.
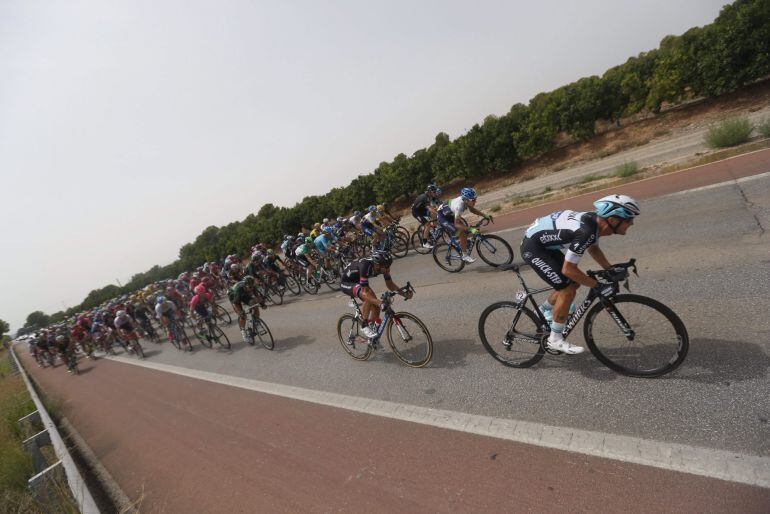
[341, 250, 413, 339]
[412, 184, 442, 248]
[521, 194, 640, 355]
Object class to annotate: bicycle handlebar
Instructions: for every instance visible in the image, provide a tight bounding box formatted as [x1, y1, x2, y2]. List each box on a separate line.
[380, 282, 415, 304]
[587, 258, 638, 284]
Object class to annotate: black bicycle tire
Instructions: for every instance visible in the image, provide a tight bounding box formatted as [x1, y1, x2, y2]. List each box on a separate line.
[270, 284, 285, 305]
[476, 234, 514, 267]
[323, 268, 342, 291]
[214, 304, 233, 325]
[386, 312, 433, 368]
[134, 341, 145, 359]
[283, 275, 301, 295]
[432, 242, 465, 272]
[336, 313, 372, 361]
[196, 327, 213, 348]
[478, 302, 546, 367]
[302, 275, 319, 294]
[410, 228, 431, 255]
[391, 235, 409, 258]
[583, 294, 689, 378]
[251, 317, 274, 350]
[396, 226, 410, 245]
[212, 325, 231, 350]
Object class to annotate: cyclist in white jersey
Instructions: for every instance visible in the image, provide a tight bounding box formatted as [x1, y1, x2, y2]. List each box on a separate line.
[521, 194, 640, 355]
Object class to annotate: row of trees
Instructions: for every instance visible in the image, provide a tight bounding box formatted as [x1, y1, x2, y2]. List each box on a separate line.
[19, 0, 770, 333]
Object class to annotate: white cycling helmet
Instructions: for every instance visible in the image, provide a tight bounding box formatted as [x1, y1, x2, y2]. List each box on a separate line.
[593, 194, 640, 220]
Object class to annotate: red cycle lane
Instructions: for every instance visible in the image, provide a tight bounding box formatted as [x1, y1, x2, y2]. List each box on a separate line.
[490, 147, 770, 232]
[20, 354, 769, 513]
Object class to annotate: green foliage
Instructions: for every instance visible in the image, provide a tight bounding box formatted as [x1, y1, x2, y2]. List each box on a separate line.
[757, 117, 770, 138]
[704, 117, 754, 148]
[615, 161, 640, 178]
[0, 320, 8, 338]
[490, 204, 502, 213]
[30, 0, 770, 320]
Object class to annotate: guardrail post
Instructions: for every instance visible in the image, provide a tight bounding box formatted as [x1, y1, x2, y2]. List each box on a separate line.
[9, 343, 100, 513]
[22, 429, 52, 474]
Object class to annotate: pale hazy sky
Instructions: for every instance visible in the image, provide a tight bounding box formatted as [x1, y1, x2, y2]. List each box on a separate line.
[1, 0, 726, 331]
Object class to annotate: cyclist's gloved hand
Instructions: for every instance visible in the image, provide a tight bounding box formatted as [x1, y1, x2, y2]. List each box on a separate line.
[608, 266, 629, 281]
[485, 214, 494, 222]
[593, 282, 616, 299]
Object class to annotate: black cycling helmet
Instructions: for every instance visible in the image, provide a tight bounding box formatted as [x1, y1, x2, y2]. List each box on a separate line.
[369, 250, 393, 267]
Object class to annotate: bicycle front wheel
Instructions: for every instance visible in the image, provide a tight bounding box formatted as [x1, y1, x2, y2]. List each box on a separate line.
[432, 242, 465, 272]
[336, 314, 372, 361]
[386, 312, 433, 368]
[478, 302, 546, 367]
[283, 275, 301, 295]
[252, 317, 274, 350]
[583, 294, 689, 378]
[211, 325, 231, 350]
[476, 235, 514, 267]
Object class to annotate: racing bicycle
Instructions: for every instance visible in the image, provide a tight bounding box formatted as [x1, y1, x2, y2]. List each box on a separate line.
[194, 314, 232, 350]
[477, 259, 689, 377]
[432, 218, 513, 272]
[244, 304, 274, 350]
[336, 283, 433, 368]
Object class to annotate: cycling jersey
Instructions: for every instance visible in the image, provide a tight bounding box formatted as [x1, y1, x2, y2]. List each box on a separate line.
[295, 244, 311, 257]
[114, 314, 135, 331]
[228, 280, 255, 306]
[341, 259, 391, 287]
[524, 210, 599, 264]
[363, 211, 381, 225]
[520, 210, 600, 290]
[314, 234, 336, 255]
[155, 300, 177, 319]
[190, 292, 213, 317]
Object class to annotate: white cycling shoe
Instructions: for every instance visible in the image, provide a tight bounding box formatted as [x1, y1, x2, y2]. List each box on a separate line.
[361, 325, 378, 339]
[462, 255, 476, 263]
[546, 338, 585, 355]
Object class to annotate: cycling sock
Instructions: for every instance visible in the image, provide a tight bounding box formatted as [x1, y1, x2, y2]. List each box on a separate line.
[539, 300, 554, 312]
[549, 321, 565, 341]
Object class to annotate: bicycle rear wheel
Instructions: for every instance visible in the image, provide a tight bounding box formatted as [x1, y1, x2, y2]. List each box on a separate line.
[133, 341, 145, 359]
[583, 294, 689, 378]
[411, 227, 432, 255]
[476, 235, 514, 267]
[478, 302, 546, 367]
[269, 284, 285, 305]
[336, 314, 372, 361]
[301, 275, 319, 294]
[323, 267, 342, 291]
[396, 226, 410, 244]
[252, 317, 274, 350]
[386, 312, 433, 368]
[390, 235, 409, 258]
[432, 242, 465, 272]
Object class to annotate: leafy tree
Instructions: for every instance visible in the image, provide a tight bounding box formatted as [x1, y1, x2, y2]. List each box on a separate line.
[24, 311, 50, 329]
[0, 318, 9, 337]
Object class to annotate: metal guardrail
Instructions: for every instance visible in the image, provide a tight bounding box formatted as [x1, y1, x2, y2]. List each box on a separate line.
[9, 344, 100, 513]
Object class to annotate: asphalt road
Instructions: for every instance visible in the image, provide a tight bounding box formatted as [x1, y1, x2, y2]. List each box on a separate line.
[90, 163, 769, 457]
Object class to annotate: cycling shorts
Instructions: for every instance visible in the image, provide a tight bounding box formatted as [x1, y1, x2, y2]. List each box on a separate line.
[193, 304, 209, 318]
[520, 237, 572, 290]
[436, 210, 456, 236]
[412, 206, 430, 224]
[296, 255, 309, 268]
[360, 221, 376, 237]
[341, 283, 363, 299]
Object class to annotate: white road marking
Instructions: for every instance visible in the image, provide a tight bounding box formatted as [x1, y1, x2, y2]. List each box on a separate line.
[109, 355, 770, 488]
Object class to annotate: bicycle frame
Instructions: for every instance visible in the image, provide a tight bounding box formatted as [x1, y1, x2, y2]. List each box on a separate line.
[347, 298, 393, 343]
[507, 265, 636, 342]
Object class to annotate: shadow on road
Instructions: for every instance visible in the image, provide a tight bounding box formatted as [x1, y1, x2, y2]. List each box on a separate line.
[531, 337, 770, 383]
[427, 339, 486, 369]
[274, 335, 315, 353]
